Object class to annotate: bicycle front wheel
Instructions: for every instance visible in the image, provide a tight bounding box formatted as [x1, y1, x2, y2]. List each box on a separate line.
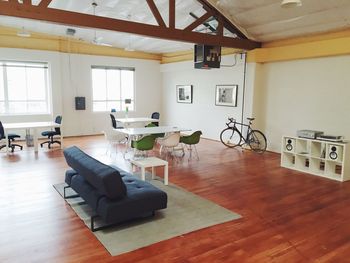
[247, 130, 267, 153]
[220, 128, 242, 148]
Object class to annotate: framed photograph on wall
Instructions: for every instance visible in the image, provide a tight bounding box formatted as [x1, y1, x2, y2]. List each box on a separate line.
[176, 85, 193, 103]
[215, 84, 238, 107]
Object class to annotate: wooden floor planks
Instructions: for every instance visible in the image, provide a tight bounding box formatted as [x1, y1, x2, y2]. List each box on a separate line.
[1, 135, 350, 262]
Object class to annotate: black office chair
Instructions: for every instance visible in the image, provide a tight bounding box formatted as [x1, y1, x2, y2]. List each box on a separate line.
[40, 116, 62, 149]
[151, 112, 160, 126]
[0, 121, 23, 152]
[110, 114, 123, 129]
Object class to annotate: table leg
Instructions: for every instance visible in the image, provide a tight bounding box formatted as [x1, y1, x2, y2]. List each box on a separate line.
[141, 167, 145, 181]
[60, 130, 64, 149]
[164, 164, 168, 185]
[152, 166, 155, 179]
[33, 128, 38, 153]
[5, 129, 9, 154]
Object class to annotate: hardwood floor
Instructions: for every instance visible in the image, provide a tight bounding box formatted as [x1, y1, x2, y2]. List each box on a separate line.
[1, 135, 350, 262]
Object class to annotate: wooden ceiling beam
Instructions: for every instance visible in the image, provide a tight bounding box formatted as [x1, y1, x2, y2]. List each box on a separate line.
[217, 17, 224, 37]
[196, 0, 247, 39]
[146, 0, 166, 28]
[0, 0, 261, 50]
[184, 12, 212, 32]
[169, 0, 175, 29]
[38, 0, 52, 8]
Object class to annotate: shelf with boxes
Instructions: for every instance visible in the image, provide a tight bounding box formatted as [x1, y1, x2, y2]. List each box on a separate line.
[281, 136, 350, 181]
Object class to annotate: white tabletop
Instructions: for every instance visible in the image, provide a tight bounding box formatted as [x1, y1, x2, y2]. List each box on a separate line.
[131, 157, 168, 167]
[116, 126, 191, 136]
[116, 117, 158, 124]
[3, 121, 60, 129]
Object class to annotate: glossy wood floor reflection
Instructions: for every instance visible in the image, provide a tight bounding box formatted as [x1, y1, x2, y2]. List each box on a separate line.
[1, 136, 350, 262]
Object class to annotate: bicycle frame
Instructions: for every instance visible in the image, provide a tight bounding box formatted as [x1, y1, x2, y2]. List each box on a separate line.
[225, 120, 253, 145]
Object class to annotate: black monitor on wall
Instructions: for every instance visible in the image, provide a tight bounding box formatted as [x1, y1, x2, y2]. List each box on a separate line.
[194, 44, 221, 69]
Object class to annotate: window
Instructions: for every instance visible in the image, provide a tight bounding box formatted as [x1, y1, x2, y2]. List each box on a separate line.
[0, 61, 50, 115]
[91, 66, 135, 112]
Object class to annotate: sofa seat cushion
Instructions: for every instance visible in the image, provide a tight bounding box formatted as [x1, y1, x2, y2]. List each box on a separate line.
[63, 146, 127, 200]
[97, 175, 167, 223]
[65, 169, 78, 186]
[71, 174, 103, 210]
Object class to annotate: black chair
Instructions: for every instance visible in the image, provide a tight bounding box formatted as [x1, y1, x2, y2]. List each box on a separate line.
[151, 112, 160, 126]
[110, 114, 123, 129]
[40, 116, 62, 149]
[0, 121, 23, 152]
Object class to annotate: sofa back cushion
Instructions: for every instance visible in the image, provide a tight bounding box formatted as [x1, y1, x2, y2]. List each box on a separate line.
[63, 146, 127, 200]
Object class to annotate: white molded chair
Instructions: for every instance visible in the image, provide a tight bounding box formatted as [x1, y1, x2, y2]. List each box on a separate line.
[156, 132, 182, 158]
[103, 128, 127, 156]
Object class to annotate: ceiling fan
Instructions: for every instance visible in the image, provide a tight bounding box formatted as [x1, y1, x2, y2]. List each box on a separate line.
[91, 1, 112, 47]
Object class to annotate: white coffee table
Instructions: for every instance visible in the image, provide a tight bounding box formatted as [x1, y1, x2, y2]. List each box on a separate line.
[130, 157, 169, 185]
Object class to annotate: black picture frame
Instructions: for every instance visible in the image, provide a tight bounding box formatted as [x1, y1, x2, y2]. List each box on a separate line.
[215, 85, 238, 107]
[176, 85, 193, 104]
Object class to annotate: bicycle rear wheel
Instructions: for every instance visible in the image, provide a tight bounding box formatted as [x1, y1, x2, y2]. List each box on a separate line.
[247, 130, 267, 153]
[220, 128, 242, 148]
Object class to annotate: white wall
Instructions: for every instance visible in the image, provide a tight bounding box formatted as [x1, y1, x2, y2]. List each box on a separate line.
[253, 55, 350, 152]
[60, 53, 161, 136]
[0, 48, 162, 137]
[161, 54, 251, 140]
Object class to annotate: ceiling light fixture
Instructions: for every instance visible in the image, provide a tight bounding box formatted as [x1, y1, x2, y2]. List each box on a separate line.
[17, 27, 31, 37]
[281, 0, 302, 8]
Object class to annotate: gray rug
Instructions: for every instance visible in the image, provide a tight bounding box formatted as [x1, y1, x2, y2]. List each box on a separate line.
[53, 176, 241, 256]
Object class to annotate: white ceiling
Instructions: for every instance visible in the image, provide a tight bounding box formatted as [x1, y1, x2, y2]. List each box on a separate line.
[215, 0, 350, 42]
[0, 0, 350, 53]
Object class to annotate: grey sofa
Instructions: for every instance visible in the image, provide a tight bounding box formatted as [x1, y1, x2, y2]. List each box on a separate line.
[63, 146, 167, 231]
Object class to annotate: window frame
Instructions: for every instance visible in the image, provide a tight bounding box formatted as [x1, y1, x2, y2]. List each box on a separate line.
[91, 65, 135, 113]
[0, 60, 51, 116]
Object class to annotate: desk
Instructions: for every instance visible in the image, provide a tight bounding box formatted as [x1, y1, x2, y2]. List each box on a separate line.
[116, 117, 158, 127]
[131, 157, 169, 185]
[117, 126, 190, 136]
[3, 122, 62, 153]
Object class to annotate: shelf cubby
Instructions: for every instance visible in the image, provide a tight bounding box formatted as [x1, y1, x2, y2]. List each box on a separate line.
[281, 152, 295, 168]
[295, 139, 309, 155]
[295, 155, 309, 171]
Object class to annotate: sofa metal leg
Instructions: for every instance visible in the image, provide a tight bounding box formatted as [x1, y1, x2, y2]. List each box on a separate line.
[91, 215, 99, 232]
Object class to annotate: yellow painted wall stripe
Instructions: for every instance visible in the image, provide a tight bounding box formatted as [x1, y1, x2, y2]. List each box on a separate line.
[247, 36, 350, 63]
[0, 26, 161, 61]
[2, 25, 350, 64]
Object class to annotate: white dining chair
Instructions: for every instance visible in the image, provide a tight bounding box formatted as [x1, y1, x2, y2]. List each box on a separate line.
[156, 132, 182, 158]
[103, 128, 127, 156]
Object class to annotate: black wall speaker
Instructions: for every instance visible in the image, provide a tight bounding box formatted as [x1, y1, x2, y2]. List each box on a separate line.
[75, 97, 86, 110]
[285, 138, 295, 152]
[329, 145, 342, 161]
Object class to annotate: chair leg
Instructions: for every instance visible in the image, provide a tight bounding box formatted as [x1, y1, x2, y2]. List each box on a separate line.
[187, 145, 199, 161]
[193, 145, 199, 160]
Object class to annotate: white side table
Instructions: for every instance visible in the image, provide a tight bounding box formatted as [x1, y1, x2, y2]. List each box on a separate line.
[130, 157, 169, 185]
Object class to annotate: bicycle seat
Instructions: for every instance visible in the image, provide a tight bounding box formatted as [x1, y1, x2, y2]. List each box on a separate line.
[228, 117, 236, 122]
[247, 117, 255, 121]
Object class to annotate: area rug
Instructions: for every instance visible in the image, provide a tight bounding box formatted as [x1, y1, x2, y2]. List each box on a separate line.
[53, 175, 241, 256]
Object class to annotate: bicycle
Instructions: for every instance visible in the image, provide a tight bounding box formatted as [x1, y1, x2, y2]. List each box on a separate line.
[220, 117, 267, 153]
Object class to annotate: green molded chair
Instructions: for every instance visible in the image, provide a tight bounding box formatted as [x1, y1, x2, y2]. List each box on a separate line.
[180, 130, 202, 160]
[131, 135, 156, 157]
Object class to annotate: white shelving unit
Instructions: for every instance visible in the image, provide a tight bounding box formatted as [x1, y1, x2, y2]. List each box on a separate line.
[281, 136, 350, 182]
